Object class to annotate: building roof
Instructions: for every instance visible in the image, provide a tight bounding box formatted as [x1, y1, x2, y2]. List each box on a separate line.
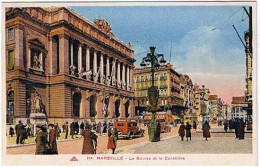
[231, 96, 245, 104]
[209, 95, 218, 101]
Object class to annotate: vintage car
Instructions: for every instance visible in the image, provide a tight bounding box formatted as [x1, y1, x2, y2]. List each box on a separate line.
[143, 112, 172, 133]
[114, 120, 145, 139]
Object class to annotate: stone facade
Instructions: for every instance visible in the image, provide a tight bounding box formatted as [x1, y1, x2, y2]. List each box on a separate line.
[6, 7, 135, 125]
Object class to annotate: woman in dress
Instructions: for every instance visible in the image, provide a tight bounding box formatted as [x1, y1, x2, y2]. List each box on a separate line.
[82, 125, 95, 154]
[202, 121, 211, 141]
[178, 122, 185, 141]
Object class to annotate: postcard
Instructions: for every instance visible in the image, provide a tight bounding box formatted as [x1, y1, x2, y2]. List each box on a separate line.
[1, 1, 257, 166]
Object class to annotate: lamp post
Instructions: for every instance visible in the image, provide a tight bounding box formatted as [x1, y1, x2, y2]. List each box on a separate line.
[140, 46, 166, 142]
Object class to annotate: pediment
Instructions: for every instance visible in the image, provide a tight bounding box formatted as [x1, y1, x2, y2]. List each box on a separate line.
[29, 38, 45, 48]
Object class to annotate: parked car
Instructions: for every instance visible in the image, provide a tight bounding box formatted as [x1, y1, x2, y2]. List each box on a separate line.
[114, 120, 145, 139]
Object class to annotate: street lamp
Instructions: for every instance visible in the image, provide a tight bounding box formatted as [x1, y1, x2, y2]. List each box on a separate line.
[140, 46, 166, 142]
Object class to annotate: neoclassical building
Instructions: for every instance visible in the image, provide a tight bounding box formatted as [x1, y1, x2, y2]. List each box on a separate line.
[6, 7, 135, 125]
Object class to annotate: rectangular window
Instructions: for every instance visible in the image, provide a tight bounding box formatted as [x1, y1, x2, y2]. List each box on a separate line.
[7, 50, 14, 71]
[7, 28, 14, 41]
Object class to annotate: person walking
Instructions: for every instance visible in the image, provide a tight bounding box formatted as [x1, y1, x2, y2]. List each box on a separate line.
[64, 122, 69, 139]
[97, 122, 102, 135]
[107, 125, 118, 154]
[202, 121, 211, 141]
[70, 122, 75, 139]
[47, 124, 58, 154]
[185, 122, 192, 141]
[9, 126, 14, 137]
[15, 120, 24, 144]
[178, 122, 185, 141]
[80, 122, 85, 135]
[234, 118, 239, 138]
[74, 121, 79, 135]
[192, 121, 197, 131]
[82, 124, 95, 154]
[224, 120, 228, 133]
[237, 119, 245, 140]
[102, 121, 107, 133]
[35, 125, 48, 155]
[54, 123, 60, 140]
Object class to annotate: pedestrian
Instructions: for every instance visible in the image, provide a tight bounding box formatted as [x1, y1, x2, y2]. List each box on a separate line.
[237, 119, 245, 140]
[54, 123, 60, 140]
[185, 122, 192, 141]
[97, 122, 102, 135]
[224, 120, 228, 133]
[64, 122, 69, 139]
[91, 129, 98, 154]
[35, 125, 48, 155]
[202, 121, 211, 141]
[47, 124, 58, 154]
[80, 122, 85, 135]
[22, 124, 28, 144]
[234, 118, 238, 138]
[15, 120, 24, 144]
[107, 125, 118, 154]
[9, 126, 14, 137]
[178, 122, 185, 141]
[192, 121, 197, 131]
[82, 124, 95, 154]
[62, 124, 65, 133]
[70, 122, 75, 139]
[102, 121, 107, 133]
[74, 121, 79, 135]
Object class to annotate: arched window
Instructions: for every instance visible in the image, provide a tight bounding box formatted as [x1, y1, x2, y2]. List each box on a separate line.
[89, 95, 96, 117]
[7, 90, 14, 116]
[115, 99, 120, 118]
[73, 92, 81, 117]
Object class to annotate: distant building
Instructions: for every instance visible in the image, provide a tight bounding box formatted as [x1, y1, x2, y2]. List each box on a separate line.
[209, 95, 218, 119]
[133, 63, 184, 116]
[222, 104, 231, 120]
[180, 74, 194, 115]
[231, 96, 247, 122]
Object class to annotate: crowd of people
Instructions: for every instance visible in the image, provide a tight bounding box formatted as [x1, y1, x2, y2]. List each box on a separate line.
[9, 117, 248, 154]
[178, 121, 211, 141]
[224, 118, 246, 140]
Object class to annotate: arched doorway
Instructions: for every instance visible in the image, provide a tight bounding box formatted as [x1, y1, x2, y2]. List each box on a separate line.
[104, 97, 109, 117]
[115, 99, 120, 118]
[89, 95, 96, 117]
[73, 92, 81, 117]
[125, 100, 130, 118]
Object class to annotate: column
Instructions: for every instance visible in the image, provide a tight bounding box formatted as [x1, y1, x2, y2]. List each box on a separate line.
[117, 61, 120, 84]
[100, 53, 104, 83]
[78, 43, 82, 73]
[127, 66, 130, 89]
[86, 46, 90, 71]
[129, 67, 133, 90]
[27, 48, 31, 70]
[39, 52, 43, 71]
[59, 34, 69, 74]
[122, 63, 125, 89]
[48, 36, 52, 74]
[70, 40, 73, 67]
[93, 50, 97, 75]
[106, 56, 110, 78]
[112, 59, 116, 77]
[15, 28, 24, 70]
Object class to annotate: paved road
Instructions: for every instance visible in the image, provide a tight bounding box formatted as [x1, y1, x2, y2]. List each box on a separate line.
[6, 126, 179, 154]
[116, 131, 252, 154]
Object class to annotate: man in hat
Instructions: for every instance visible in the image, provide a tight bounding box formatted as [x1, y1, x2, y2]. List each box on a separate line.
[35, 125, 48, 155]
[64, 122, 69, 139]
[15, 120, 24, 144]
[48, 124, 58, 154]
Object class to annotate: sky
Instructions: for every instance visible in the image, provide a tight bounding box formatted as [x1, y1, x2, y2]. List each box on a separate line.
[71, 6, 249, 104]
